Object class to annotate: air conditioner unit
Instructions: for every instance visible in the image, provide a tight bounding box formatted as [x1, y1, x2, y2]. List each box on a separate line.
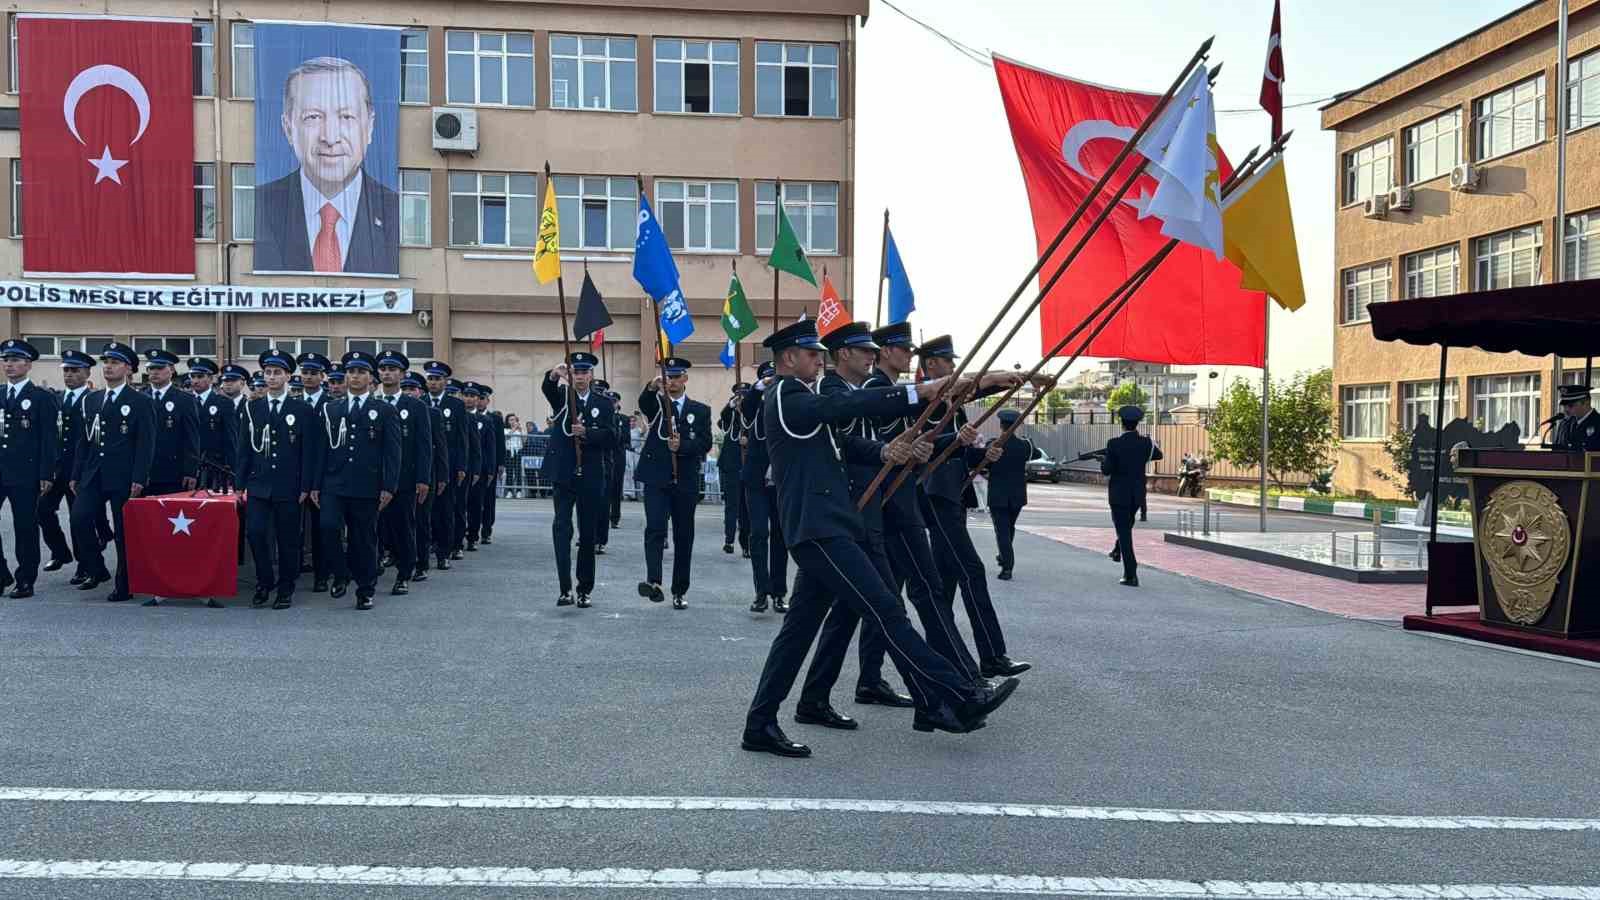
[1363, 195, 1389, 219]
[1387, 186, 1414, 212]
[1450, 163, 1480, 192]
[431, 107, 478, 153]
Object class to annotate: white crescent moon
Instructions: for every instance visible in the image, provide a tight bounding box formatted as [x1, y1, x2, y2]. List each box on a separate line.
[1060, 120, 1136, 181]
[62, 64, 151, 147]
[1263, 35, 1283, 85]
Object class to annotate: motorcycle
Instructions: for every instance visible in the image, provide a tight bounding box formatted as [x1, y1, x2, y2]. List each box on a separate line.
[1176, 454, 1210, 498]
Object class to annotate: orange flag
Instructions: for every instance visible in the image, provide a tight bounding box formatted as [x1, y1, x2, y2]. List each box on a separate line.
[817, 273, 847, 337]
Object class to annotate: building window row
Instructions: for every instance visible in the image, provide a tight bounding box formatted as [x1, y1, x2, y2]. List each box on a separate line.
[1345, 375, 1540, 442]
[1340, 223, 1554, 322]
[21, 335, 115, 359]
[1400, 380, 1458, 431]
[1340, 384, 1390, 440]
[1341, 261, 1390, 324]
[239, 336, 433, 361]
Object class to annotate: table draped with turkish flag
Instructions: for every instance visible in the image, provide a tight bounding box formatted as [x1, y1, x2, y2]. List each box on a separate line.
[17, 15, 194, 277]
[124, 491, 243, 599]
[993, 56, 1265, 366]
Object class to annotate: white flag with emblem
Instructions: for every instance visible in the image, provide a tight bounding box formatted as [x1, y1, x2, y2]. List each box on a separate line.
[1134, 65, 1224, 260]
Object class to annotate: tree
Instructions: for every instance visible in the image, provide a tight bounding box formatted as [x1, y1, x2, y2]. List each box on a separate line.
[1207, 368, 1335, 488]
[1105, 381, 1150, 416]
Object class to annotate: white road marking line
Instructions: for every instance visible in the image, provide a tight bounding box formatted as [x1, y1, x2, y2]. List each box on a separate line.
[0, 860, 1595, 898]
[3, 787, 1598, 832]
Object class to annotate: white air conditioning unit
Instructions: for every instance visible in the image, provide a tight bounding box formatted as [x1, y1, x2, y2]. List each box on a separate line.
[431, 107, 478, 153]
[1363, 195, 1389, 219]
[1450, 163, 1480, 192]
[1387, 186, 1414, 212]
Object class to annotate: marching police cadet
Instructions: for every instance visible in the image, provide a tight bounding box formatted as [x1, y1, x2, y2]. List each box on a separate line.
[249, 374, 267, 402]
[591, 379, 615, 553]
[289, 375, 305, 400]
[1102, 404, 1162, 587]
[448, 379, 478, 559]
[986, 409, 1043, 581]
[463, 383, 491, 551]
[219, 364, 249, 412]
[541, 353, 615, 607]
[607, 386, 629, 532]
[237, 349, 322, 609]
[299, 354, 330, 409]
[718, 384, 751, 557]
[479, 385, 505, 545]
[40, 350, 105, 583]
[741, 320, 1022, 758]
[375, 351, 432, 596]
[405, 373, 448, 582]
[186, 358, 238, 492]
[70, 342, 156, 604]
[312, 350, 401, 610]
[740, 361, 789, 612]
[1554, 384, 1600, 451]
[326, 364, 347, 400]
[423, 361, 469, 571]
[297, 352, 334, 588]
[0, 339, 59, 598]
[141, 349, 202, 498]
[917, 336, 1032, 679]
[635, 357, 713, 610]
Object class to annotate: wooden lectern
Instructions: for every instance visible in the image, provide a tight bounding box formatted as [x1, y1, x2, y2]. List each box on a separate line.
[1456, 448, 1600, 637]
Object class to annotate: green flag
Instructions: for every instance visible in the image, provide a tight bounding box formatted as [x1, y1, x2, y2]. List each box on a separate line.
[768, 202, 817, 286]
[722, 272, 758, 342]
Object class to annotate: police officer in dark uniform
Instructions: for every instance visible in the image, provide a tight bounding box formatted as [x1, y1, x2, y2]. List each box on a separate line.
[449, 378, 478, 559]
[404, 373, 447, 582]
[718, 384, 751, 557]
[0, 339, 59, 598]
[297, 352, 334, 589]
[741, 361, 789, 613]
[219, 364, 249, 413]
[542, 353, 615, 607]
[605, 385, 628, 530]
[986, 408, 1042, 581]
[423, 362, 469, 570]
[326, 364, 347, 401]
[39, 350, 105, 582]
[141, 349, 201, 498]
[184, 358, 237, 492]
[71, 342, 156, 603]
[464, 383, 493, 551]
[375, 351, 432, 596]
[636, 357, 713, 609]
[1101, 404, 1162, 587]
[741, 320, 1022, 758]
[313, 350, 402, 610]
[238, 348, 321, 609]
[589, 378, 615, 552]
[479, 385, 505, 544]
[1554, 384, 1600, 451]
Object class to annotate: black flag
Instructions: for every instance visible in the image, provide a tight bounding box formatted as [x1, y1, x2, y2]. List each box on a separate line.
[573, 271, 614, 341]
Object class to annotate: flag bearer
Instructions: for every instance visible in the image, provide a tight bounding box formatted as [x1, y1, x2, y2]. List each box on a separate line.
[1101, 404, 1162, 587]
[636, 357, 712, 609]
[542, 354, 616, 607]
[718, 384, 751, 557]
[741, 361, 789, 613]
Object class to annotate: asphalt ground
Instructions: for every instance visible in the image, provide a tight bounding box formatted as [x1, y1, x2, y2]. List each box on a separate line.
[0, 484, 1597, 897]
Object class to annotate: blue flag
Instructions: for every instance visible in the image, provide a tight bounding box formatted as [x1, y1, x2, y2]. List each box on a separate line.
[719, 339, 736, 369]
[885, 229, 916, 325]
[634, 193, 695, 345]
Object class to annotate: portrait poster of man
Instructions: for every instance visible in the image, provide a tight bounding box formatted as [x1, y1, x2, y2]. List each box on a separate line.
[252, 23, 401, 277]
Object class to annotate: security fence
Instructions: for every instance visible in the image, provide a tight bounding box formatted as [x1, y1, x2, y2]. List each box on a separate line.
[497, 432, 726, 503]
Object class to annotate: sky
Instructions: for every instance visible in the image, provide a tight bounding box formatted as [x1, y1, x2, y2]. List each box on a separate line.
[851, 0, 1528, 400]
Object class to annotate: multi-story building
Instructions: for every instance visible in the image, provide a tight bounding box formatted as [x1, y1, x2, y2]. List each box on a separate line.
[1101, 359, 1194, 413]
[1323, 0, 1600, 497]
[0, 0, 866, 423]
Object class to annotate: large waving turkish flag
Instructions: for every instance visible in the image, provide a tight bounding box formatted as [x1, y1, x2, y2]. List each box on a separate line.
[994, 56, 1265, 367]
[18, 16, 193, 277]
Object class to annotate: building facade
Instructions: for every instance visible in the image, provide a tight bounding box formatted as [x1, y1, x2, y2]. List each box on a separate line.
[1101, 359, 1194, 414]
[1322, 0, 1600, 497]
[0, 0, 866, 424]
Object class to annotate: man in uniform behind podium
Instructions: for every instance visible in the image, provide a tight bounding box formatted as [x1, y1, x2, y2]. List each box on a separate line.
[1554, 384, 1600, 452]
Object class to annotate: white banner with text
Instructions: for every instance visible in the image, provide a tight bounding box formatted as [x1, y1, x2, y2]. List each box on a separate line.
[0, 281, 413, 314]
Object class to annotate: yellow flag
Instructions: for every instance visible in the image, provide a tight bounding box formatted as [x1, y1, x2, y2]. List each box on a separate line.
[533, 180, 561, 285]
[1222, 155, 1305, 312]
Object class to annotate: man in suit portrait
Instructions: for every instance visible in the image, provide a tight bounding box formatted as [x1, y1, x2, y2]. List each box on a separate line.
[254, 56, 399, 275]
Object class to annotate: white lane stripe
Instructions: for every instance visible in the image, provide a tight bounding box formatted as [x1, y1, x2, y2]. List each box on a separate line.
[3, 788, 1599, 832]
[1, 860, 1596, 898]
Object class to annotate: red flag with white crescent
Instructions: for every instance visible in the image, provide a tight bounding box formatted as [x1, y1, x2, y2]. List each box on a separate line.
[993, 55, 1265, 367]
[18, 16, 194, 276]
[1261, 0, 1285, 141]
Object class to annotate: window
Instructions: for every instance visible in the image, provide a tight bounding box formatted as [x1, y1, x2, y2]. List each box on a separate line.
[239, 336, 331, 359]
[1403, 245, 1459, 299]
[655, 38, 738, 115]
[401, 28, 428, 104]
[194, 163, 217, 240]
[347, 338, 435, 361]
[1401, 380, 1459, 431]
[9, 160, 20, 238]
[756, 41, 838, 117]
[231, 164, 255, 241]
[1340, 262, 1389, 324]
[656, 179, 737, 252]
[756, 181, 839, 254]
[1572, 50, 1600, 131]
[1340, 384, 1390, 440]
[1472, 374, 1541, 441]
[1342, 139, 1392, 205]
[553, 175, 637, 251]
[133, 336, 218, 357]
[1565, 210, 1600, 281]
[400, 169, 431, 247]
[1475, 226, 1543, 290]
[1404, 111, 1460, 184]
[24, 335, 113, 359]
[230, 22, 254, 99]
[550, 34, 636, 111]
[446, 30, 534, 107]
[193, 21, 215, 97]
[8, 16, 15, 92]
[1475, 75, 1546, 160]
[448, 172, 538, 247]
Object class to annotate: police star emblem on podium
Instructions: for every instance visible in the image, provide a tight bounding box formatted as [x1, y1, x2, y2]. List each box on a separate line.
[1481, 480, 1572, 626]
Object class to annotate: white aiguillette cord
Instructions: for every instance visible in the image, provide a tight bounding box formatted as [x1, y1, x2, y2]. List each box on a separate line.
[775, 376, 840, 461]
[244, 400, 273, 456]
[323, 403, 348, 450]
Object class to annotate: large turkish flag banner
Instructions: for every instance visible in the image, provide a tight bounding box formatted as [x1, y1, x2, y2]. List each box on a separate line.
[18, 16, 193, 277]
[125, 492, 240, 598]
[994, 56, 1265, 367]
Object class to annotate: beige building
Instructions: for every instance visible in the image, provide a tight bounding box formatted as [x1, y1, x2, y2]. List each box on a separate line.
[1322, 0, 1600, 497]
[0, 0, 866, 423]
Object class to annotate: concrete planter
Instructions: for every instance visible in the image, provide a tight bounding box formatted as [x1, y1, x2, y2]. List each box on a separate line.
[1204, 488, 1473, 528]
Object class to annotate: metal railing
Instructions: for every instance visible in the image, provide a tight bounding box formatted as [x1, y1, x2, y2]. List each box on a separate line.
[496, 434, 728, 504]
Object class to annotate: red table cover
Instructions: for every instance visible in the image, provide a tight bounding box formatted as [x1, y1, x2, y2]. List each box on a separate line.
[124, 491, 243, 598]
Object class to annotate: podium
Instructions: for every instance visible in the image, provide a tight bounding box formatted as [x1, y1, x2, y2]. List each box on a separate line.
[1456, 448, 1600, 637]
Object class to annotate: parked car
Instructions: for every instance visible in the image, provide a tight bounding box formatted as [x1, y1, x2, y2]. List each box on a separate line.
[1025, 450, 1065, 483]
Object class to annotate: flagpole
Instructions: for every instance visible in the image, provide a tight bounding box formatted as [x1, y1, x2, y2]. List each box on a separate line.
[732, 258, 742, 385]
[773, 176, 783, 335]
[1258, 301, 1270, 531]
[875, 208, 890, 327]
[546, 161, 582, 477]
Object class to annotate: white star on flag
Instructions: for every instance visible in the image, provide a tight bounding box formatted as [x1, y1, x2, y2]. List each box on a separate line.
[88, 145, 128, 185]
[168, 510, 195, 535]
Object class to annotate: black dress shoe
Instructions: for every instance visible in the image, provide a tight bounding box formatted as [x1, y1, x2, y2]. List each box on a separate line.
[912, 702, 973, 734]
[1119, 576, 1139, 587]
[78, 575, 107, 592]
[43, 557, 70, 573]
[272, 596, 292, 610]
[251, 589, 269, 608]
[0, 572, 14, 593]
[312, 580, 329, 594]
[595, 545, 607, 555]
[980, 656, 1033, 678]
[330, 581, 348, 599]
[206, 598, 225, 609]
[450, 550, 464, 560]
[723, 543, 734, 555]
[413, 568, 429, 582]
[672, 595, 688, 610]
[750, 594, 769, 613]
[481, 536, 492, 545]
[795, 704, 858, 730]
[437, 558, 452, 571]
[465, 541, 478, 552]
[611, 519, 621, 528]
[741, 549, 751, 559]
[638, 582, 665, 603]
[997, 569, 1013, 581]
[740, 723, 812, 758]
[576, 593, 592, 609]
[772, 595, 789, 614]
[557, 593, 575, 607]
[68, 574, 88, 586]
[391, 579, 409, 596]
[959, 676, 1022, 729]
[106, 592, 130, 603]
[854, 682, 914, 708]
[379, 554, 393, 569]
[1109, 549, 1122, 563]
[355, 593, 374, 610]
[141, 597, 161, 607]
[8, 584, 33, 599]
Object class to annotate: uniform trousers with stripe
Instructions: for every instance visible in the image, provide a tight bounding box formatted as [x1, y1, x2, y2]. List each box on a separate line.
[799, 525, 894, 705]
[480, 470, 497, 539]
[453, 477, 471, 550]
[0, 482, 42, 583]
[322, 494, 380, 596]
[38, 481, 109, 576]
[414, 492, 435, 573]
[69, 481, 130, 596]
[380, 490, 418, 581]
[924, 494, 1009, 666]
[744, 483, 788, 599]
[465, 479, 485, 544]
[431, 480, 457, 562]
[553, 480, 604, 595]
[884, 519, 981, 681]
[991, 505, 1022, 573]
[642, 480, 697, 596]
